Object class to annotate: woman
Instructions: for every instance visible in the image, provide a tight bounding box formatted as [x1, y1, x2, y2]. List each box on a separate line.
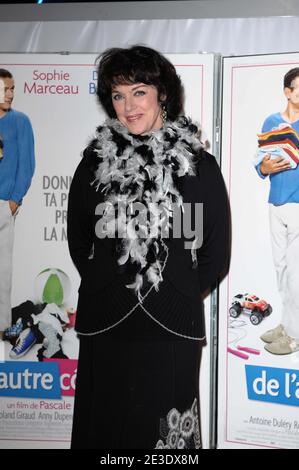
[67, 45, 230, 449]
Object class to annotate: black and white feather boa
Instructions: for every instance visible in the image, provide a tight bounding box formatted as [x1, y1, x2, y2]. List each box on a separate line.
[90, 116, 203, 301]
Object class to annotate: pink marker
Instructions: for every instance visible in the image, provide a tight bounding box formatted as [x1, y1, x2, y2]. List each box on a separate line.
[227, 347, 249, 359]
[237, 346, 260, 355]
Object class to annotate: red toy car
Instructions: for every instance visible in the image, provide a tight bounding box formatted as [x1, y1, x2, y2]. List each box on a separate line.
[229, 293, 272, 325]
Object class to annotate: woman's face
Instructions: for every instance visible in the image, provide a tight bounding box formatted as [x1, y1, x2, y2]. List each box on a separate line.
[111, 82, 163, 135]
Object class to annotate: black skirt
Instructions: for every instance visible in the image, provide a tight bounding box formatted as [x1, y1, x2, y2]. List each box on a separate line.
[71, 307, 203, 450]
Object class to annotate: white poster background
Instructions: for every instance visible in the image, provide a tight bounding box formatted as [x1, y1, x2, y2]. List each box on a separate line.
[218, 53, 299, 449]
[0, 53, 215, 448]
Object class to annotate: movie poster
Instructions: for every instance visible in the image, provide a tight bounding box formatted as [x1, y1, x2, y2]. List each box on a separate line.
[218, 53, 299, 449]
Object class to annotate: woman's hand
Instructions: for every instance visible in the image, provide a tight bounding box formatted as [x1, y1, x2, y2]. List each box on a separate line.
[260, 154, 291, 175]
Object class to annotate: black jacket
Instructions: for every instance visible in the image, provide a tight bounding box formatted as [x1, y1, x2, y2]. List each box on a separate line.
[67, 149, 230, 340]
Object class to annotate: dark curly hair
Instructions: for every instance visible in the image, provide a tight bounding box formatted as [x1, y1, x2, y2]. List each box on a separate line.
[96, 45, 184, 121]
[284, 67, 299, 89]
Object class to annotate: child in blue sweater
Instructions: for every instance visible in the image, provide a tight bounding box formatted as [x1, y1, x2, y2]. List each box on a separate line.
[255, 67, 299, 355]
[0, 68, 35, 334]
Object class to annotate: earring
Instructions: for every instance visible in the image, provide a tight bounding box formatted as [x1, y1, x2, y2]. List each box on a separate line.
[161, 104, 167, 124]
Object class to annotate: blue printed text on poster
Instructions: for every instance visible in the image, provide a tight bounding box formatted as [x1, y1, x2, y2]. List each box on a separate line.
[0, 361, 61, 399]
[246, 365, 299, 407]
